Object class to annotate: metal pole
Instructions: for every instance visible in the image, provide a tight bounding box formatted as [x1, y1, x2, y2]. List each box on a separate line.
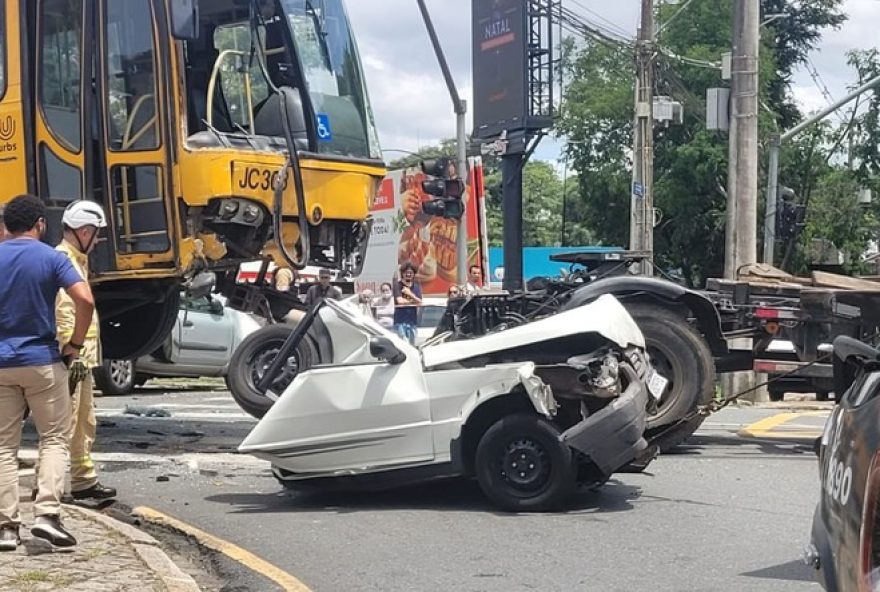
[416, 0, 469, 285]
[456, 105, 468, 284]
[762, 136, 780, 264]
[782, 73, 880, 143]
[629, 0, 655, 275]
[733, 0, 759, 271]
[760, 73, 880, 264]
[502, 154, 524, 292]
[561, 153, 569, 246]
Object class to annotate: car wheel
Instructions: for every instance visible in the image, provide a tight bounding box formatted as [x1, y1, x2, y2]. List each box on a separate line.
[226, 324, 317, 419]
[769, 388, 786, 402]
[816, 390, 830, 402]
[474, 413, 576, 512]
[93, 359, 135, 396]
[626, 303, 716, 453]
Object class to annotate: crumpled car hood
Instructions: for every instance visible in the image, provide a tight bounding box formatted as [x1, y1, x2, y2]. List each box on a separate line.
[421, 294, 644, 368]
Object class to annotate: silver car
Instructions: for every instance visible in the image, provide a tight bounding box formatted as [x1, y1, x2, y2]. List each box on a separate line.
[94, 295, 261, 395]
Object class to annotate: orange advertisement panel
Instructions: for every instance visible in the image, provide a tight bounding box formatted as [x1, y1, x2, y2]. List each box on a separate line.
[356, 158, 487, 297]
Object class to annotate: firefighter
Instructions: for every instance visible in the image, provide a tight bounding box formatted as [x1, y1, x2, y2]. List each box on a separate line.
[55, 201, 116, 501]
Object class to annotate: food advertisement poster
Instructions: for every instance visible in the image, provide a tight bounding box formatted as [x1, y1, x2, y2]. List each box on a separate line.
[356, 157, 487, 296]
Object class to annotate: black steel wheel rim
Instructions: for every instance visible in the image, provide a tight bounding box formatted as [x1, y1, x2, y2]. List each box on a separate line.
[248, 340, 299, 394]
[498, 438, 552, 495]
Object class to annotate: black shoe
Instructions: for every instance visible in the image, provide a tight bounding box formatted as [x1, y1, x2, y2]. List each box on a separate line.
[30, 490, 75, 504]
[0, 526, 20, 552]
[31, 515, 76, 548]
[71, 482, 116, 500]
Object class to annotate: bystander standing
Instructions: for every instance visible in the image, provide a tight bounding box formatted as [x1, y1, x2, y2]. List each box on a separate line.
[0, 195, 95, 551]
[394, 262, 422, 344]
[305, 269, 343, 306]
[465, 265, 484, 293]
[357, 289, 375, 318]
[54, 201, 116, 501]
[374, 283, 396, 329]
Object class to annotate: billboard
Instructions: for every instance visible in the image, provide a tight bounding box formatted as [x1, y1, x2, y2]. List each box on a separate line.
[356, 158, 488, 297]
[472, 0, 529, 140]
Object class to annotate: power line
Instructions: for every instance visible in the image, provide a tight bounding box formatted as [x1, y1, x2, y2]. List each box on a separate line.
[556, 5, 633, 47]
[804, 57, 847, 123]
[564, 0, 632, 40]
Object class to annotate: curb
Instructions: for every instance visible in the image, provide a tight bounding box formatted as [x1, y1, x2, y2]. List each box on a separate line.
[65, 505, 201, 592]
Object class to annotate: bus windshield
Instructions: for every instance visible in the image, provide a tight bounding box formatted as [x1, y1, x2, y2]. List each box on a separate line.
[279, 0, 381, 161]
[186, 0, 380, 162]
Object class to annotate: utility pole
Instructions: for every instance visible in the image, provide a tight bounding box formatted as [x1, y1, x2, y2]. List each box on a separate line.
[416, 0, 469, 285]
[723, 2, 742, 280]
[725, 0, 763, 401]
[730, 0, 759, 273]
[630, 0, 655, 275]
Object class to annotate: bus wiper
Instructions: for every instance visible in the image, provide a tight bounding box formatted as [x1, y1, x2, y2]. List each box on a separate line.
[201, 119, 230, 148]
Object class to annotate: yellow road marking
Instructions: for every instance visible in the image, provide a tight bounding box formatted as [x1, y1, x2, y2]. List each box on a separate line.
[134, 506, 312, 592]
[737, 412, 826, 439]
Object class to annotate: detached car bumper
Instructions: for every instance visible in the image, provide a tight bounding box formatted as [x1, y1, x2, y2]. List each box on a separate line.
[560, 362, 651, 476]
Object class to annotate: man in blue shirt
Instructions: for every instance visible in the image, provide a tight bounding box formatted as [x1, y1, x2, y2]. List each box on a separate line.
[0, 195, 95, 551]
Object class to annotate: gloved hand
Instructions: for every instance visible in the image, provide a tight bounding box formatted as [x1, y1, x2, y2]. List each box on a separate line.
[68, 357, 89, 386]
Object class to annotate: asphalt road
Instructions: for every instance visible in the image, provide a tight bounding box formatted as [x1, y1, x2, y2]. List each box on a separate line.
[25, 384, 831, 592]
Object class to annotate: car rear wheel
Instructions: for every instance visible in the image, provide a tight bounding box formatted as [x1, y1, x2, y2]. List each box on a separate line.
[474, 413, 576, 512]
[625, 303, 716, 453]
[93, 359, 135, 396]
[226, 323, 317, 419]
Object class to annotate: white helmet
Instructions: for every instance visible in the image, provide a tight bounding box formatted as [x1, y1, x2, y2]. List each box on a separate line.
[63, 200, 107, 230]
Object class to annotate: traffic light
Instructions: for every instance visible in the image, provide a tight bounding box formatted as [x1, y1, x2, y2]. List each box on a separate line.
[776, 187, 806, 240]
[420, 159, 465, 219]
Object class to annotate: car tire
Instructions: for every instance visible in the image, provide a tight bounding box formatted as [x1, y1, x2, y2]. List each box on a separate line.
[226, 323, 317, 419]
[769, 388, 786, 402]
[474, 413, 576, 512]
[815, 390, 830, 402]
[93, 359, 135, 396]
[625, 303, 716, 453]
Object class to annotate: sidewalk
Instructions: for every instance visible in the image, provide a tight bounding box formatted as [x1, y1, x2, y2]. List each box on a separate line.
[0, 466, 200, 592]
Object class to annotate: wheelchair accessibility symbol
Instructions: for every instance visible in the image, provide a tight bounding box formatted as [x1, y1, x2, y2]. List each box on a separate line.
[316, 114, 332, 142]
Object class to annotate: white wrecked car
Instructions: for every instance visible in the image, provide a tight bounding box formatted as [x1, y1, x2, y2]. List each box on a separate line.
[238, 294, 664, 511]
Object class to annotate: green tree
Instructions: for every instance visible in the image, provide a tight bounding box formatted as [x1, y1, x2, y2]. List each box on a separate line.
[483, 161, 566, 247]
[557, 0, 847, 286]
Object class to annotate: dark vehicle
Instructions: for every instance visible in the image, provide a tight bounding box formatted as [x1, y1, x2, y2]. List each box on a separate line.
[808, 336, 880, 591]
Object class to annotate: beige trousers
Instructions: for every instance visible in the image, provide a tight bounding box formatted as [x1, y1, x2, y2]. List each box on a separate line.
[0, 364, 70, 525]
[69, 375, 98, 492]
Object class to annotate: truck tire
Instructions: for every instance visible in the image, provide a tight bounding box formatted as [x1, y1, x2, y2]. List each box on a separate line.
[625, 303, 716, 452]
[93, 359, 136, 396]
[226, 324, 317, 419]
[474, 413, 576, 512]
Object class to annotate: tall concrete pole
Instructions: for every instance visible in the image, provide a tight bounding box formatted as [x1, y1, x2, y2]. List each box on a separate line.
[630, 0, 654, 275]
[723, 1, 742, 280]
[732, 0, 759, 272]
[727, 0, 764, 401]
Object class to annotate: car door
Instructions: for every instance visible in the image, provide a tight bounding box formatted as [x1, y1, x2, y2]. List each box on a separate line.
[241, 302, 435, 472]
[173, 296, 235, 370]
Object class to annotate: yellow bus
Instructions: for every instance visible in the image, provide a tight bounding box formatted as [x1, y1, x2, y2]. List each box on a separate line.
[0, 0, 384, 359]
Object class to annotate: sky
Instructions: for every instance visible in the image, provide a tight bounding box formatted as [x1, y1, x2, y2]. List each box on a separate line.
[346, 0, 879, 163]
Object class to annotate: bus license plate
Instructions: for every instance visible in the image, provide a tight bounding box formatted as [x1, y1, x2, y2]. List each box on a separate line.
[648, 371, 669, 400]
